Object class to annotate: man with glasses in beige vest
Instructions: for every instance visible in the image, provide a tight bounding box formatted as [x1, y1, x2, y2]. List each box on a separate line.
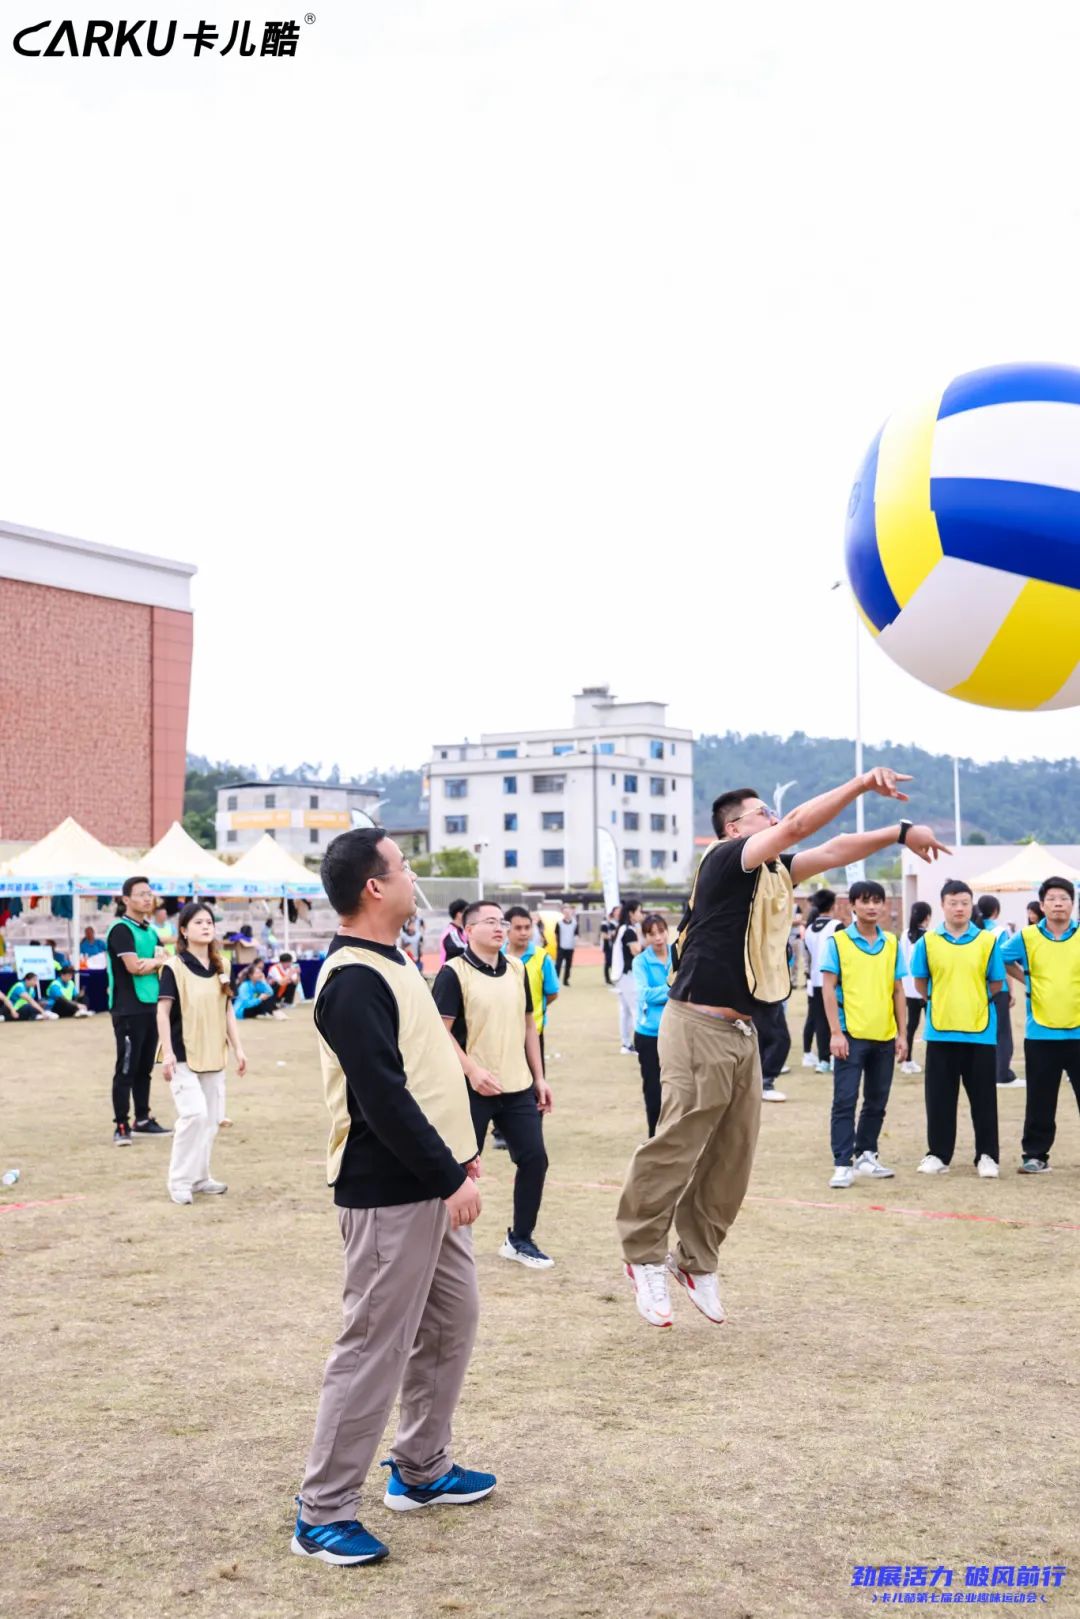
[618, 770, 949, 1329]
[292, 828, 495, 1568]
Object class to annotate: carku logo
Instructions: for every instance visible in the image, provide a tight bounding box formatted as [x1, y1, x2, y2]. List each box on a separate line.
[12, 18, 313, 56]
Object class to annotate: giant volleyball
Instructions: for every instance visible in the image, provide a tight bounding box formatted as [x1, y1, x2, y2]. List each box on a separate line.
[844, 362, 1080, 711]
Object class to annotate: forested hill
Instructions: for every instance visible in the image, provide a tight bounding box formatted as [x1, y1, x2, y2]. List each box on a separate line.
[184, 740, 1080, 849]
[694, 733, 1080, 844]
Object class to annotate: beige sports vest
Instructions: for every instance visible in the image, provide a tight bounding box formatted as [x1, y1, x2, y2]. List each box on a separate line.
[745, 858, 795, 1004]
[445, 953, 533, 1093]
[170, 955, 229, 1073]
[314, 945, 476, 1185]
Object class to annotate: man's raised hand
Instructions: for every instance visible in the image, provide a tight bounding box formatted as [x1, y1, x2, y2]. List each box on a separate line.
[905, 825, 952, 865]
[861, 767, 912, 801]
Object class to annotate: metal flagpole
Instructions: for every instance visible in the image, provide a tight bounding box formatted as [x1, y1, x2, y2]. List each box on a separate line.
[953, 758, 962, 847]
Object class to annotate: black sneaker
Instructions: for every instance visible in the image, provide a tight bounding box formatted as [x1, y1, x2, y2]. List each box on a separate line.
[498, 1229, 554, 1269]
[132, 1117, 172, 1136]
[113, 1123, 133, 1146]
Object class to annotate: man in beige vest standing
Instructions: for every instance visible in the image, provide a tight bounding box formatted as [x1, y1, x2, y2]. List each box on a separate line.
[293, 829, 495, 1568]
[617, 770, 949, 1329]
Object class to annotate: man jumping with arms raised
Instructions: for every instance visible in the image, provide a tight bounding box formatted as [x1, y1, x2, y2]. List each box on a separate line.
[617, 767, 949, 1328]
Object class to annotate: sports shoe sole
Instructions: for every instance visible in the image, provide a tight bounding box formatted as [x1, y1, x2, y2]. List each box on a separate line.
[854, 1165, 895, 1178]
[290, 1534, 388, 1564]
[382, 1483, 496, 1512]
[498, 1241, 554, 1269]
[624, 1263, 672, 1328]
[664, 1258, 725, 1325]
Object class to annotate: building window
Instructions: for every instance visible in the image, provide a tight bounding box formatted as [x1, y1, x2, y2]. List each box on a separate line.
[445, 815, 468, 835]
[651, 850, 667, 870]
[597, 742, 615, 755]
[669, 742, 676, 757]
[504, 812, 518, 832]
[496, 747, 518, 758]
[651, 814, 666, 832]
[541, 849, 565, 868]
[541, 811, 565, 832]
[673, 849, 678, 864]
[623, 849, 640, 869]
[623, 811, 639, 832]
[265, 792, 276, 809]
[671, 778, 677, 791]
[649, 740, 664, 760]
[623, 774, 638, 793]
[611, 810, 616, 824]
[503, 775, 518, 795]
[440, 750, 448, 759]
[309, 794, 319, 809]
[446, 778, 468, 798]
[504, 849, 518, 869]
[310, 828, 320, 844]
[672, 814, 678, 832]
[610, 772, 616, 786]
[226, 795, 237, 811]
[532, 774, 565, 794]
[226, 830, 237, 844]
[650, 777, 666, 797]
[553, 743, 573, 756]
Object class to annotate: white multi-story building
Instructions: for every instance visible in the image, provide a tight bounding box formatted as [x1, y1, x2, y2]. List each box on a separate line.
[215, 779, 382, 861]
[428, 687, 694, 890]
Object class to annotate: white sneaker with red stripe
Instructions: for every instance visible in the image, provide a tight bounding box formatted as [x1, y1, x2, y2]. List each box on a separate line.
[664, 1256, 725, 1324]
[624, 1262, 673, 1328]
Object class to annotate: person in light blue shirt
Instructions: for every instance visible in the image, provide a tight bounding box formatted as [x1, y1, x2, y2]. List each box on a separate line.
[910, 879, 1006, 1178]
[633, 914, 672, 1138]
[1001, 876, 1080, 1173]
[234, 962, 279, 1019]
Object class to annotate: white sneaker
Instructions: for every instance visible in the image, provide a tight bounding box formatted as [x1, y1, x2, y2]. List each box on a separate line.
[815, 1060, 832, 1074]
[854, 1151, 895, 1179]
[905, 1059, 922, 1074]
[192, 1178, 228, 1195]
[801, 1053, 817, 1068]
[977, 1155, 1000, 1179]
[624, 1262, 673, 1328]
[917, 1154, 949, 1175]
[829, 1165, 855, 1189]
[665, 1255, 725, 1324]
[170, 1189, 194, 1205]
[779, 1065, 791, 1075]
[272, 1009, 289, 1021]
[762, 1086, 786, 1102]
[620, 1046, 635, 1056]
[997, 1077, 1025, 1089]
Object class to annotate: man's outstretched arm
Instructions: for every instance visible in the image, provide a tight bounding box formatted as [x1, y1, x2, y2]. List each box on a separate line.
[743, 767, 911, 873]
[791, 821, 951, 883]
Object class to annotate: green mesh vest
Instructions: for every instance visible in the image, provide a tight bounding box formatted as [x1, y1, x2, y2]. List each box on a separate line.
[106, 916, 160, 1009]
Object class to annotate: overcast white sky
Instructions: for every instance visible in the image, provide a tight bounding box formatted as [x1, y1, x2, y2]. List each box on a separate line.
[4, 2, 1080, 776]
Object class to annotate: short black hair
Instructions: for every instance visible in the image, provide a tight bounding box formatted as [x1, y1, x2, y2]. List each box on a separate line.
[642, 912, 668, 933]
[504, 905, 531, 923]
[449, 898, 468, 922]
[463, 900, 504, 927]
[849, 880, 886, 904]
[320, 827, 390, 915]
[121, 874, 150, 898]
[812, 889, 837, 913]
[1039, 875, 1076, 904]
[279, 951, 294, 963]
[25, 971, 37, 982]
[59, 963, 75, 975]
[976, 894, 1000, 920]
[712, 788, 760, 837]
[940, 879, 972, 900]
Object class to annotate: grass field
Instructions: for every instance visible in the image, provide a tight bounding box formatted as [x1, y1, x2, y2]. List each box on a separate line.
[3, 970, 1079, 1619]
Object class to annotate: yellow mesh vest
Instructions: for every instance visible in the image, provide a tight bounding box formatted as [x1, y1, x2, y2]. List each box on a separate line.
[170, 956, 229, 1073]
[521, 949, 547, 1034]
[835, 931, 898, 1041]
[924, 930, 995, 1035]
[1023, 924, 1080, 1030]
[446, 954, 533, 1093]
[314, 946, 477, 1185]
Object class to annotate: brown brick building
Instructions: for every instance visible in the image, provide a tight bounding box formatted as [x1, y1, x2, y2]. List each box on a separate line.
[0, 520, 196, 847]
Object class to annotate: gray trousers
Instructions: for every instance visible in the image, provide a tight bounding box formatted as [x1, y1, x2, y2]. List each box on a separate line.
[299, 1198, 479, 1524]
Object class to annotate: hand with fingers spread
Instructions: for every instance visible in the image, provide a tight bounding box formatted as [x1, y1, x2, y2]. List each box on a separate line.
[904, 825, 952, 864]
[861, 766, 912, 801]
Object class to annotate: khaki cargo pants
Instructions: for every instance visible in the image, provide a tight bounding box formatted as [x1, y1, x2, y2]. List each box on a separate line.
[617, 999, 762, 1273]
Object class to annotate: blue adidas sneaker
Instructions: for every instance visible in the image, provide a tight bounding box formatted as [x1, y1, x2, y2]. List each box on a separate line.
[291, 1499, 389, 1565]
[381, 1458, 496, 1512]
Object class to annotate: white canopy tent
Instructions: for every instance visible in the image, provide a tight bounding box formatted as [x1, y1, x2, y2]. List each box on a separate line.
[2, 817, 141, 961]
[141, 821, 242, 897]
[229, 834, 324, 949]
[969, 842, 1080, 894]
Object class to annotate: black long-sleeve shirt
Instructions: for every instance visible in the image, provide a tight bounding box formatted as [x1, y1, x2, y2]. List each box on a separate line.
[315, 936, 468, 1208]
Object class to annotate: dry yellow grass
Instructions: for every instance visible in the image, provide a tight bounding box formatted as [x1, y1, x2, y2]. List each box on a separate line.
[2, 971, 1079, 1619]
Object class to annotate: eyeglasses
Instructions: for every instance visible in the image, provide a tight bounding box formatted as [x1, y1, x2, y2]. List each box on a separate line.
[471, 914, 506, 928]
[731, 803, 775, 823]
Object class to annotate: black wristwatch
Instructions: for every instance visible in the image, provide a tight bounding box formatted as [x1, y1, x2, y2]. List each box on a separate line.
[897, 820, 912, 846]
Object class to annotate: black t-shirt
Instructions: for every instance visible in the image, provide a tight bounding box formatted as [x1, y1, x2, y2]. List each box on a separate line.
[315, 935, 469, 1209]
[432, 949, 532, 1050]
[158, 952, 218, 1067]
[671, 836, 795, 1015]
[619, 925, 639, 976]
[107, 919, 157, 1019]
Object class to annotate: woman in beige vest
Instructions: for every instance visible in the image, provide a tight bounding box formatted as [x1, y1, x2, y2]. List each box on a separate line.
[157, 901, 247, 1205]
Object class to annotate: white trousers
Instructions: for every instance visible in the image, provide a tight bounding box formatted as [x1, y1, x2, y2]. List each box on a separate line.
[617, 975, 637, 1049]
[167, 1063, 225, 1194]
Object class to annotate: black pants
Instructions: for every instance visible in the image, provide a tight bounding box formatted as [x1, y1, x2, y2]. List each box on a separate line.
[634, 1033, 662, 1138]
[243, 996, 277, 1018]
[802, 992, 815, 1055]
[925, 1041, 999, 1165]
[1022, 1039, 1080, 1163]
[111, 1013, 157, 1126]
[905, 997, 924, 1052]
[556, 947, 574, 986]
[752, 998, 791, 1081]
[992, 989, 1014, 1082]
[280, 981, 298, 1006]
[470, 1087, 548, 1242]
[807, 989, 831, 1062]
[52, 996, 86, 1018]
[602, 942, 613, 984]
